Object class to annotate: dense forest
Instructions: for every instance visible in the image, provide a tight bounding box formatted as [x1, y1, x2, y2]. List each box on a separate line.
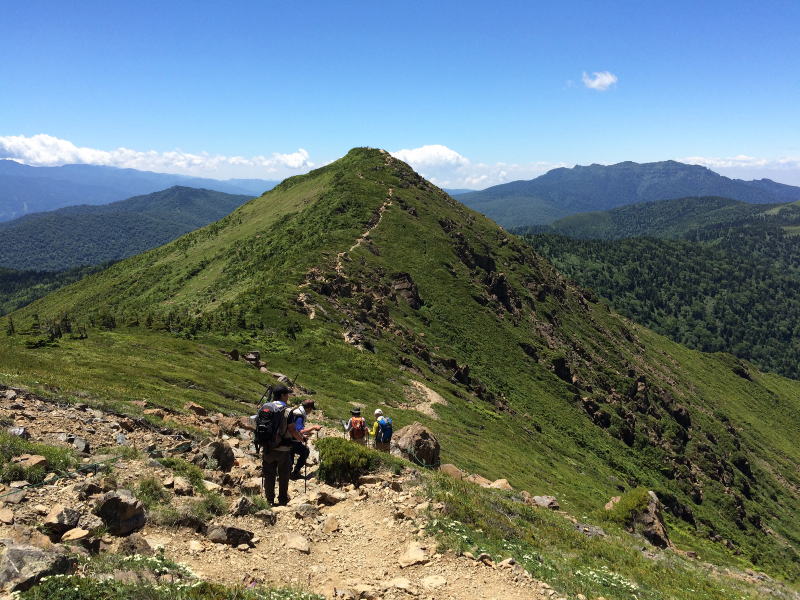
[524, 204, 800, 379]
[0, 265, 108, 316]
[0, 186, 252, 271]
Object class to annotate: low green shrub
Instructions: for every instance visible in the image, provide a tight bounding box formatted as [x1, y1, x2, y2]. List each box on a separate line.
[315, 437, 404, 486]
[158, 457, 205, 492]
[135, 477, 172, 509]
[191, 491, 228, 520]
[597, 487, 651, 528]
[0, 430, 75, 483]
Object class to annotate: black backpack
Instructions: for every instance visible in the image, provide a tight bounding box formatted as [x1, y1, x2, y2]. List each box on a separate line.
[254, 401, 290, 453]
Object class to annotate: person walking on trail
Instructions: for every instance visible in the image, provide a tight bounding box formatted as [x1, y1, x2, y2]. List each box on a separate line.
[288, 398, 322, 480]
[255, 384, 293, 506]
[345, 408, 368, 445]
[371, 409, 393, 452]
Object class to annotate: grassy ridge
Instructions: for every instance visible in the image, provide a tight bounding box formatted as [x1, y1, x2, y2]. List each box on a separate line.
[2, 148, 799, 586]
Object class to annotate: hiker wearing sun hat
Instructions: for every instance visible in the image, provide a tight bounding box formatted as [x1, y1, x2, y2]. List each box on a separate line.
[344, 407, 368, 445]
[370, 408, 393, 452]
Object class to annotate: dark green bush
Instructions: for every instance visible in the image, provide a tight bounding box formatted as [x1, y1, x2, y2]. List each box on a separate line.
[136, 477, 172, 509]
[158, 457, 205, 491]
[597, 487, 651, 528]
[316, 437, 404, 486]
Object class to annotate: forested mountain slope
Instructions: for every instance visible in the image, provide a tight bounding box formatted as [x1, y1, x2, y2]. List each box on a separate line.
[522, 197, 800, 378]
[0, 186, 252, 271]
[3, 149, 800, 586]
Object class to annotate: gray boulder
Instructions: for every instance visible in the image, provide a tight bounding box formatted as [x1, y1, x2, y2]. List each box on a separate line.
[94, 490, 146, 536]
[202, 440, 235, 472]
[42, 505, 81, 539]
[0, 539, 77, 592]
[206, 524, 253, 546]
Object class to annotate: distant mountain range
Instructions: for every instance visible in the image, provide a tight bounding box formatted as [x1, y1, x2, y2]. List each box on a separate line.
[459, 160, 800, 227]
[0, 186, 253, 271]
[0, 159, 276, 221]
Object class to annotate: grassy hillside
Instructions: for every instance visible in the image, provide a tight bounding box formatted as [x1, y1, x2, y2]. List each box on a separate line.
[3, 148, 800, 588]
[0, 265, 107, 316]
[0, 186, 253, 271]
[459, 161, 800, 227]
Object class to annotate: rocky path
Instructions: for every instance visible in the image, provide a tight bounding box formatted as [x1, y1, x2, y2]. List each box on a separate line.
[0, 387, 554, 599]
[335, 188, 394, 276]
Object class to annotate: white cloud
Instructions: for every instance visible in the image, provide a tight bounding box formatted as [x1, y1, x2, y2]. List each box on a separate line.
[582, 71, 618, 91]
[0, 134, 314, 178]
[680, 154, 800, 185]
[391, 144, 565, 189]
[391, 144, 469, 168]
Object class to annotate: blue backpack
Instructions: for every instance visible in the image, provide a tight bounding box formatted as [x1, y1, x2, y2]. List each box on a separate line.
[376, 417, 393, 443]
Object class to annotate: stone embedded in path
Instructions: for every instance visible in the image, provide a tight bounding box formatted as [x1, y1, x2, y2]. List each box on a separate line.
[398, 540, 429, 568]
[43, 505, 81, 539]
[284, 533, 310, 554]
[421, 575, 447, 589]
[2, 489, 25, 505]
[386, 577, 415, 593]
[294, 503, 320, 519]
[0, 509, 14, 524]
[322, 516, 340, 533]
[313, 489, 347, 505]
[172, 476, 193, 496]
[242, 477, 261, 495]
[206, 524, 254, 546]
[254, 509, 277, 525]
[94, 490, 146, 536]
[0, 539, 77, 592]
[72, 437, 90, 454]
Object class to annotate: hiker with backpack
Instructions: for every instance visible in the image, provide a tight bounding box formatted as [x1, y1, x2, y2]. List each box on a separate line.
[370, 409, 393, 452]
[345, 408, 368, 445]
[287, 398, 322, 480]
[253, 384, 294, 506]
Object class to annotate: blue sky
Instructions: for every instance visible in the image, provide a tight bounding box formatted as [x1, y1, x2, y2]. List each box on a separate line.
[2, 0, 800, 187]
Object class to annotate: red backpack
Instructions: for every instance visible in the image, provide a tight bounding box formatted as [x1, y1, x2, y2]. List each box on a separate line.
[349, 417, 366, 440]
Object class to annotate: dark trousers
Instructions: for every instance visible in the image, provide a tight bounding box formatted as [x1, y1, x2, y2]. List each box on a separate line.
[289, 440, 310, 475]
[262, 448, 291, 504]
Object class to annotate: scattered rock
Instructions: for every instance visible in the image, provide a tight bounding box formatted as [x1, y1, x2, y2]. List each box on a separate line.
[490, 478, 513, 490]
[604, 496, 621, 511]
[202, 441, 235, 472]
[284, 533, 310, 554]
[42, 505, 81, 539]
[294, 503, 321, 519]
[254, 509, 277, 525]
[635, 491, 672, 548]
[421, 575, 447, 589]
[398, 541, 429, 568]
[392, 422, 440, 468]
[206, 525, 254, 546]
[60, 528, 90, 543]
[0, 540, 77, 592]
[12, 455, 48, 470]
[314, 489, 347, 505]
[230, 496, 253, 517]
[185, 402, 207, 416]
[188, 540, 204, 552]
[202, 480, 222, 493]
[72, 437, 91, 454]
[172, 476, 193, 496]
[439, 464, 465, 480]
[241, 477, 262, 495]
[118, 533, 153, 556]
[532, 495, 560, 510]
[0, 509, 14, 525]
[94, 490, 146, 536]
[386, 577, 415, 593]
[322, 516, 340, 533]
[6, 427, 29, 441]
[465, 473, 492, 488]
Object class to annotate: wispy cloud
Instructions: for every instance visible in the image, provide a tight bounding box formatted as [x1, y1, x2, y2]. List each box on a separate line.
[681, 154, 800, 185]
[582, 71, 618, 91]
[391, 144, 565, 189]
[0, 134, 314, 178]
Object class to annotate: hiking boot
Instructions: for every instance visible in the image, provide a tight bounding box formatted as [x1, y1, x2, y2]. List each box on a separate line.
[277, 497, 290, 506]
[289, 472, 305, 481]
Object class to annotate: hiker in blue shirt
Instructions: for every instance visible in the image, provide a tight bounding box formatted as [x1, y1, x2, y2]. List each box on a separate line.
[288, 398, 321, 480]
[370, 409, 393, 452]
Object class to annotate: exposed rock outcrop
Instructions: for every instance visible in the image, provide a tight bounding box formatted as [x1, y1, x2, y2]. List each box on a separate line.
[392, 422, 440, 468]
